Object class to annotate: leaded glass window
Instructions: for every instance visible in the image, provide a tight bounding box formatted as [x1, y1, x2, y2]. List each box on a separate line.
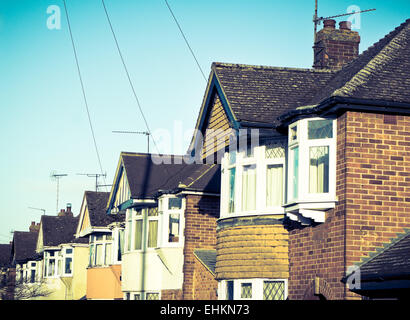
[308, 119, 333, 140]
[146, 293, 159, 300]
[263, 281, 285, 300]
[241, 283, 252, 299]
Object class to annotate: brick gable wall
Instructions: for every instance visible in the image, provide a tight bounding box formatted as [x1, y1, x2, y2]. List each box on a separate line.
[182, 194, 219, 300]
[193, 258, 218, 300]
[289, 111, 410, 300]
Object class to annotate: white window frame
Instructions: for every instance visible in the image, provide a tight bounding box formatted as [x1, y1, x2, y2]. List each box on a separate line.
[61, 247, 73, 276]
[125, 207, 159, 253]
[221, 142, 286, 219]
[111, 227, 125, 264]
[218, 278, 288, 300]
[286, 117, 337, 213]
[158, 196, 185, 248]
[123, 291, 160, 300]
[89, 234, 113, 267]
[43, 250, 62, 278]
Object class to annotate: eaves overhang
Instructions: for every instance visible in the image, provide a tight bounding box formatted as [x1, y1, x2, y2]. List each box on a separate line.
[277, 96, 410, 128]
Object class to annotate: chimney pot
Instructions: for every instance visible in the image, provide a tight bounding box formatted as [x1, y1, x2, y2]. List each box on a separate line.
[339, 21, 352, 30]
[323, 19, 336, 29]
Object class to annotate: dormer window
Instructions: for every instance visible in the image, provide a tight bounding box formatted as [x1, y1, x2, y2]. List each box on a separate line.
[285, 117, 337, 224]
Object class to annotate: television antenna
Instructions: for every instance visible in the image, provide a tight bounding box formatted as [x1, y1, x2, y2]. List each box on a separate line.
[313, 0, 376, 41]
[112, 130, 151, 153]
[77, 172, 108, 192]
[28, 207, 46, 215]
[50, 171, 68, 214]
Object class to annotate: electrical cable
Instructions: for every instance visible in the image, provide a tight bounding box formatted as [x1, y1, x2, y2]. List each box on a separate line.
[164, 0, 207, 82]
[101, 0, 162, 156]
[62, 0, 108, 191]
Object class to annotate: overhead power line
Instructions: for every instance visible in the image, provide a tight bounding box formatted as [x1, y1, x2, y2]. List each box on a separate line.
[101, 0, 161, 156]
[164, 0, 207, 82]
[62, 0, 108, 191]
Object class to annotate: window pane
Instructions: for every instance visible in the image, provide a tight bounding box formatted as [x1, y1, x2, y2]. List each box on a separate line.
[65, 257, 72, 274]
[146, 293, 159, 300]
[96, 244, 103, 266]
[89, 244, 95, 266]
[168, 198, 182, 210]
[226, 281, 234, 300]
[241, 283, 252, 299]
[168, 213, 180, 242]
[57, 259, 61, 276]
[105, 243, 112, 265]
[65, 248, 73, 255]
[148, 207, 159, 216]
[266, 165, 283, 207]
[47, 258, 56, 277]
[242, 165, 256, 211]
[127, 220, 132, 251]
[118, 229, 124, 261]
[229, 150, 236, 165]
[308, 119, 333, 140]
[263, 281, 285, 300]
[134, 220, 143, 250]
[309, 146, 329, 193]
[148, 220, 158, 248]
[228, 168, 236, 213]
[290, 125, 297, 142]
[30, 270, 36, 283]
[292, 147, 299, 199]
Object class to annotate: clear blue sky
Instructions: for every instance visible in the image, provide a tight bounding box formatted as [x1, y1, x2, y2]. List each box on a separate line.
[0, 0, 409, 243]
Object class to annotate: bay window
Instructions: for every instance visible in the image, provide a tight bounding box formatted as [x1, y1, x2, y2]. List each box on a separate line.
[89, 234, 113, 267]
[125, 207, 160, 252]
[63, 248, 73, 275]
[158, 196, 185, 246]
[221, 140, 286, 218]
[219, 279, 287, 300]
[286, 117, 337, 223]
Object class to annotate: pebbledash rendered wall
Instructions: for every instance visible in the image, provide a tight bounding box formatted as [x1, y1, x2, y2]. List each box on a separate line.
[288, 111, 410, 300]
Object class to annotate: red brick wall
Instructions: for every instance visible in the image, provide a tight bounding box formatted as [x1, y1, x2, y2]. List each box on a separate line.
[182, 194, 219, 300]
[193, 258, 218, 300]
[161, 289, 183, 300]
[289, 111, 410, 300]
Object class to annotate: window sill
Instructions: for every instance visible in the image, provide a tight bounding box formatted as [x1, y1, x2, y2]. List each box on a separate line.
[284, 197, 338, 225]
[221, 207, 285, 220]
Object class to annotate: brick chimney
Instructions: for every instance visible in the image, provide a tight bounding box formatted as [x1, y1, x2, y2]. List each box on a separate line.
[66, 203, 73, 217]
[29, 221, 40, 232]
[313, 19, 360, 70]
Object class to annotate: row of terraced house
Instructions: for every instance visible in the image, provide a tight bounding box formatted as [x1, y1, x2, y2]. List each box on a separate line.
[1, 18, 409, 300]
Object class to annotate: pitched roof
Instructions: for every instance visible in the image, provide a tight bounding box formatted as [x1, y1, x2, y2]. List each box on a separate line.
[40, 215, 85, 247]
[193, 249, 217, 276]
[307, 19, 410, 106]
[12, 231, 38, 264]
[84, 191, 123, 227]
[211, 19, 410, 128]
[0, 244, 11, 268]
[345, 229, 410, 282]
[212, 62, 335, 127]
[120, 153, 220, 198]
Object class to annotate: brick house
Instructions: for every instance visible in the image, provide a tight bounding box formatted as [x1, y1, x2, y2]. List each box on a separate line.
[106, 152, 220, 300]
[188, 18, 410, 300]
